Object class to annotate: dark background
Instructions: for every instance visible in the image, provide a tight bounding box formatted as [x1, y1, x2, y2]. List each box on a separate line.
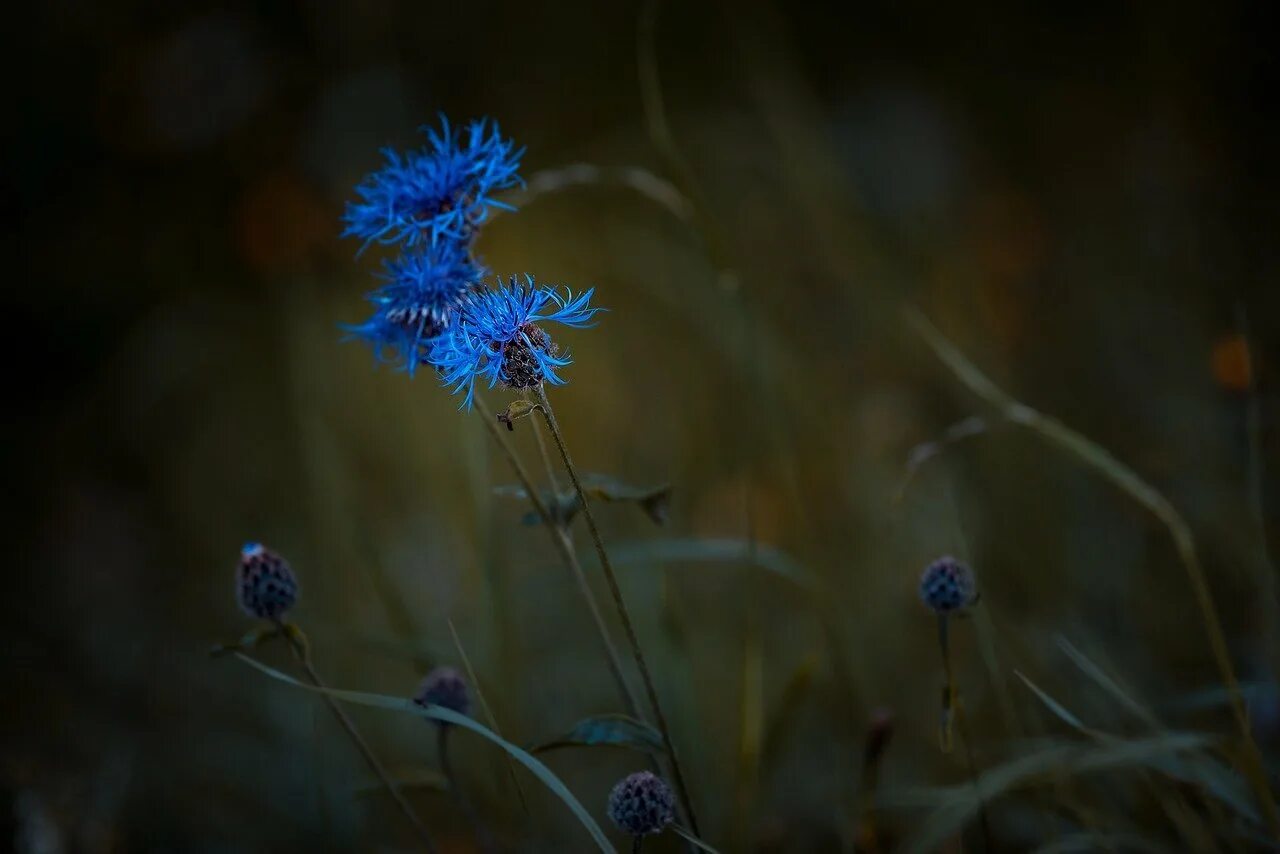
[7, 1, 1280, 850]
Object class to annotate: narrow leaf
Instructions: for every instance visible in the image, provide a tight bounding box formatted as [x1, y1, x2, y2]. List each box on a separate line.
[1014, 670, 1091, 733]
[671, 823, 722, 853]
[232, 653, 616, 852]
[891, 733, 1215, 854]
[532, 715, 663, 754]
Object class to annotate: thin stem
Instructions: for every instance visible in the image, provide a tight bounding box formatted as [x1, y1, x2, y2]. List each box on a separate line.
[447, 618, 528, 815]
[938, 615, 993, 852]
[908, 306, 1279, 832]
[438, 725, 494, 854]
[633, 835, 644, 854]
[533, 385, 700, 836]
[528, 397, 563, 497]
[279, 625, 438, 853]
[473, 394, 643, 720]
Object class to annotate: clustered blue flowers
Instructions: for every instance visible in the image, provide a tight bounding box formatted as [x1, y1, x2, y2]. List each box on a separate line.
[342, 115, 602, 406]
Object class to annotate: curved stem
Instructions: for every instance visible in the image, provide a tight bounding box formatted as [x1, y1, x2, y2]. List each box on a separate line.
[473, 394, 643, 720]
[438, 725, 494, 854]
[532, 385, 700, 836]
[279, 624, 438, 853]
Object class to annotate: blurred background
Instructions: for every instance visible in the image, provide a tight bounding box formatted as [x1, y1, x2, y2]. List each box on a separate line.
[7, 0, 1280, 850]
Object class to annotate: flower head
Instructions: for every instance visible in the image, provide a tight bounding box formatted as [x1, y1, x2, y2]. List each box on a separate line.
[607, 771, 675, 837]
[343, 241, 483, 373]
[413, 666, 471, 723]
[342, 116, 523, 253]
[236, 543, 298, 621]
[429, 275, 602, 409]
[919, 556, 977, 614]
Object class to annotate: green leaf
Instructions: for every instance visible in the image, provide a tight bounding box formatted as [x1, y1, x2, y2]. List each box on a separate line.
[579, 473, 673, 526]
[532, 714, 663, 754]
[605, 538, 820, 591]
[232, 653, 616, 853]
[496, 399, 538, 430]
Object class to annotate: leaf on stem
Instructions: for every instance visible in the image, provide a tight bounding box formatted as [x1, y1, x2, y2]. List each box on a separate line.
[531, 714, 664, 755]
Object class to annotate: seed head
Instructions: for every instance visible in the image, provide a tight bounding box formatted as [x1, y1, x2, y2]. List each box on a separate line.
[236, 543, 298, 621]
[918, 556, 977, 614]
[413, 666, 471, 722]
[607, 771, 675, 837]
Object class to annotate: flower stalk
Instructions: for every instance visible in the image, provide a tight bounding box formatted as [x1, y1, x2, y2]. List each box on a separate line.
[532, 384, 700, 836]
[473, 393, 643, 721]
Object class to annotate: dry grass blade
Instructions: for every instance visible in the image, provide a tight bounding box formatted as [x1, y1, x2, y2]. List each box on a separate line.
[1014, 671, 1093, 734]
[1054, 638, 1160, 729]
[1016, 665, 1262, 826]
[906, 306, 1278, 831]
[890, 733, 1215, 854]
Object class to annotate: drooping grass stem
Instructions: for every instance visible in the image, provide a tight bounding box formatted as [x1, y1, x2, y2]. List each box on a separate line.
[472, 393, 644, 721]
[532, 384, 700, 836]
[277, 623, 438, 853]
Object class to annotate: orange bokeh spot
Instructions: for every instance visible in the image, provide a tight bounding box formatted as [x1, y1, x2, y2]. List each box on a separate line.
[1211, 334, 1253, 391]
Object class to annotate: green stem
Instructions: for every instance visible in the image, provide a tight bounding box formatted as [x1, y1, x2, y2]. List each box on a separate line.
[908, 306, 1279, 833]
[473, 394, 643, 720]
[533, 385, 700, 836]
[280, 625, 438, 853]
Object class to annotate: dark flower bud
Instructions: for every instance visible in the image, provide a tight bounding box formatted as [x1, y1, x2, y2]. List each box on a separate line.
[236, 543, 298, 621]
[918, 556, 977, 614]
[413, 666, 471, 722]
[607, 771, 675, 837]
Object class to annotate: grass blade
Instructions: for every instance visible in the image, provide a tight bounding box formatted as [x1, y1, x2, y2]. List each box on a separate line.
[890, 733, 1214, 854]
[671, 823, 722, 853]
[234, 653, 617, 852]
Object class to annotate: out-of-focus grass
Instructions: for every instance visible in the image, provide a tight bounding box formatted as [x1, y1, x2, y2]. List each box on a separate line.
[7, 0, 1280, 851]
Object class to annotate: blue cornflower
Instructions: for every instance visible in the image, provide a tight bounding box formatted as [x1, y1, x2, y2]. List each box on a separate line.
[343, 241, 484, 374]
[342, 116, 524, 253]
[430, 275, 603, 409]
